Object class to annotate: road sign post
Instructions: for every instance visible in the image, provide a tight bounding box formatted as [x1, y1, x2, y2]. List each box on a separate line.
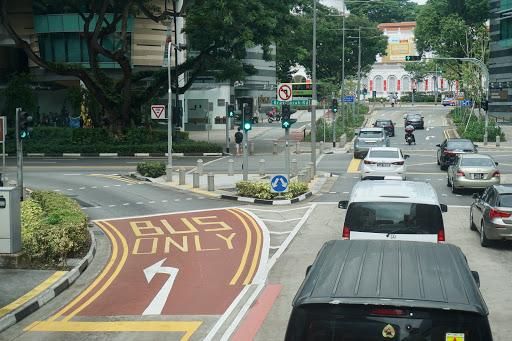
[285, 128, 290, 180]
[242, 103, 249, 181]
[277, 83, 293, 102]
[15, 108, 23, 200]
[270, 175, 289, 193]
[0, 116, 5, 170]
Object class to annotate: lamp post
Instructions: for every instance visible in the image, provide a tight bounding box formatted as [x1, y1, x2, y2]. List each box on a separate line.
[311, 0, 318, 176]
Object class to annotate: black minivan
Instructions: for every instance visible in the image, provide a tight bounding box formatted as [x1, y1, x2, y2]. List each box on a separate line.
[285, 240, 492, 341]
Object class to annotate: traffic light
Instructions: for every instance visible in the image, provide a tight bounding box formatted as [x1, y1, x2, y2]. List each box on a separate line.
[172, 106, 183, 126]
[282, 104, 291, 129]
[405, 56, 421, 61]
[18, 111, 33, 140]
[412, 88, 417, 94]
[227, 104, 235, 118]
[482, 100, 489, 111]
[362, 88, 368, 96]
[332, 98, 338, 113]
[243, 105, 252, 131]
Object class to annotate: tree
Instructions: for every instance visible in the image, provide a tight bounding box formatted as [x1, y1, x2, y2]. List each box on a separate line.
[0, 0, 300, 133]
[1, 73, 37, 127]
[346, 0, 419, 24]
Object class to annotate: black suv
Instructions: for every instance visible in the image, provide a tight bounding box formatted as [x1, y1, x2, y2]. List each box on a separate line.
[373, 119, 395, 137]
[437, 138, 478, 170]
[404, 113, 424, 129]
[285, 240, 492, 341]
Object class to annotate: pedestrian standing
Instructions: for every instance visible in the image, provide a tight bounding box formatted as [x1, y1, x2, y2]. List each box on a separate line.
[234, 127, 244, 156]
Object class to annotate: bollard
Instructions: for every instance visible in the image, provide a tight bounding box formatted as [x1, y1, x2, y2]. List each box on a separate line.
[308, 161, 315, 178]
[320, 141, 324, 154]
[496, 135, 501, 147]
[249, 141, 254, 156]
[291, 159, 298, 176]
[193, 171, 200, 188]
[305, 166, 312, 182]
[298, 172, 306, 183]
[207, 173, 215, 191]
[228, 158, 234, 176]
[295, 141, 299, 154]
[484, 133, 488, 146]
[197, 159, 204, 175]
[273, 141, 278, 155]
[259, 159, 266, 176]
[179, 169, 186, 185]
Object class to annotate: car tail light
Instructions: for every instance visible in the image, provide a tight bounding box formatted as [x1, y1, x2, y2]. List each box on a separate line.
[370, 308, 406, 316]
[364, 160, 376, 164]
[342, 226, 350, 240]
[444, 150, 455, 157]
[456, 170, 465, 177]
[489, 208, 511, 219]
[437, 229, 445, 243]
[492, 171, 501, 177]
[392, 161, 404, 165]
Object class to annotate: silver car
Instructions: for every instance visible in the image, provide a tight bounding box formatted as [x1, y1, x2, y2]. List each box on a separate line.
[470, 185, 512, 246]
[447, 154, 500, 193]
[353, 128, 390, 159]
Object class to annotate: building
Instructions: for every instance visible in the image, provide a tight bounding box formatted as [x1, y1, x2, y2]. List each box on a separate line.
[489, 0, 512, 119]
[0, 0, 277, 131]
[364, 22, 455, 99]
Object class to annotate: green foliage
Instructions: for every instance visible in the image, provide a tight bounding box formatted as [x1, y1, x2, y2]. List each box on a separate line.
[21, 191, 89, 266]
[0, 73, 37, 127]
[137, 161, 166, 178]
[399, 93, 437, 102]
[311, 103, 367, 142]
[450, 108, 504, 142]
[235, 181, 309, 200]
[346, 0, 419, 24]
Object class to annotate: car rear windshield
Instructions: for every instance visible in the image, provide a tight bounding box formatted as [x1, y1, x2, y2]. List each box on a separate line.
[345, 202, 443, 234]
[461, 158, 495, 167]
[369, 150, 400, 159]
[286, 305, 492, 341]
[447, 141, 474, 150]
[498, 194, 512, 207]
[407, 114, 421, 119]
[375, 121, 392, 127]
[359, 131, 383, 138]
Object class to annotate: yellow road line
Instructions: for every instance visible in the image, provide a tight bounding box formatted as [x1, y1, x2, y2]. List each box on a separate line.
[25, 321, 202, 340]
[87, 174, 140, 184]
[235, 209, 262, 285]
[347, 158, 361, 173]
[0, 271, 67, 318]
[63, 221, 129, 321]
[49, 221, 120, 321]
[229, 209, 252, 286]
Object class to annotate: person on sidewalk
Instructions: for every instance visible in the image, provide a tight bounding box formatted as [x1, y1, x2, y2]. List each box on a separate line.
[235, 127, 244, 155]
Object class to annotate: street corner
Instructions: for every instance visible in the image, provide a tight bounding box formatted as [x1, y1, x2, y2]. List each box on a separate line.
[24, 207, 269, 339]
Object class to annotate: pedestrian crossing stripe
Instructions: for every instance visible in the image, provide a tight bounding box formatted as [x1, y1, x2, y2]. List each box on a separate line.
[88, 174, 141, 184]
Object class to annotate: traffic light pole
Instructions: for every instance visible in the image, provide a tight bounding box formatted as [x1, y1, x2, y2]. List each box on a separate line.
[15, 107, 23, 200]
[311, 0, 318, 177]
[285, 127, 290, 180]
[225, 104, 230, 154]
[243, 103, 249, 181]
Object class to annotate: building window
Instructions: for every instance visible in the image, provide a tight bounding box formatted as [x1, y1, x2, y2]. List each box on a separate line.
[388, 76, 397, 93]
[402, 77, 410, 91]
[501, 0, 512, 11]
[501, 17, 512, 41]
[374, 76, 383, 92]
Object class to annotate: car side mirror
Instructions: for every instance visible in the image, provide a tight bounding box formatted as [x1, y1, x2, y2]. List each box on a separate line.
[306, 265, 312, 277]
[338, 200, 348, 209]
[440, 204, 448, 212]
[436, 144, 441, 147]
[404, 155, 410, 159]
[471, 271, 480, 288]
[474, 144, 479, 148]
[495, 162, 499, 166]
[472, 193, 480, 199]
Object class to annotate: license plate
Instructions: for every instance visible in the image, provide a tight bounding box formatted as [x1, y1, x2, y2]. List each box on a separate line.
[472, 173, 484, 179]
[377, 163, 390, 167]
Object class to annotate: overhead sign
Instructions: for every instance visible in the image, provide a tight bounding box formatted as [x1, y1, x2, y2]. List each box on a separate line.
[343, 96, 355, 103]
[151, 105, 166, 120]
[272, 99, 310, 106]
[0, 117, 4, 143]
[271, 175, 289, 193]
[277, 83, 293, 102]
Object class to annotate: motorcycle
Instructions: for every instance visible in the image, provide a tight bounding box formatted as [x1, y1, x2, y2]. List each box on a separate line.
[267, 111, 281, 123]
[405, 133, 415, 145]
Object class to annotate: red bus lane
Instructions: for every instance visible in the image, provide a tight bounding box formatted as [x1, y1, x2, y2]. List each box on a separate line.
[26, 208, 269, 340]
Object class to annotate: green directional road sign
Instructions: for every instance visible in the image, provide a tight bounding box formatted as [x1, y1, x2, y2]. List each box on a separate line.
[405, 55, 421, 61]
[272, 99, 311, 106]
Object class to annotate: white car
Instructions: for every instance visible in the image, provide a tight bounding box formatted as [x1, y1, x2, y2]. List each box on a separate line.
[361, 147, 408, 180]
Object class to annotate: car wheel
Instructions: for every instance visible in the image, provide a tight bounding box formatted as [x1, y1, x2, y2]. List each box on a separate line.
[469, 209, 477, 231]
[441, 164, 448, 171]
[447, 176, 451, 187]
[451, 181, 458, 194]
[480, 221, 491, 247]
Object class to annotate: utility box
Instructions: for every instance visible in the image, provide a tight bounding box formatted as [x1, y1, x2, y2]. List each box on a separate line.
[0, 187, 21, 253]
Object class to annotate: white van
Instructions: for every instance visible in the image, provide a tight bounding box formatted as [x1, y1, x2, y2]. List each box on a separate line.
[338, 180, 448, 243]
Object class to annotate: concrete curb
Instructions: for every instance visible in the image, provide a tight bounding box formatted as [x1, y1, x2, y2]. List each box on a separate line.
[0, 153, 223, 157]
[0, 229, 97, 333]
[220, 192, 313, 205]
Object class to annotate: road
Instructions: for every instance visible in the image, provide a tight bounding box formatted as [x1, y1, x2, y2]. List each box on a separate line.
[2, 105, 512, 340]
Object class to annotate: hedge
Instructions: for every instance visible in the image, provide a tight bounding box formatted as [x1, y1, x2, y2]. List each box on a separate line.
[137, 161, 166, 178]
[450, 107, 505, 142]
[3, 127, 222, 154]
[21, 191, 89, 266]
[235, 181, 309, 200]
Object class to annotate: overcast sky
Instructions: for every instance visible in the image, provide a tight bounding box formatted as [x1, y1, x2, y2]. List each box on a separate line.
[320, 0, 427, 12]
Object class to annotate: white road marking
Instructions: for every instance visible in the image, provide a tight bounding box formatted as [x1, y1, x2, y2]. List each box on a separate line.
[63, 173, 82, 176]
[149, 201, 155, 204]
[122, 203, 130, 206]
[66, 188, 73, 191]
[186, 198, 193, 201]
[246, 206, 312, 213]
[174, 199, 180, 202]
[109, 205, 117, 207]
[53, 189, 61, 192]
[269, 230, 294, 235]
[162, 200, 168, 203]
[142, 259, 179, 316]
[114, 184, 121, 187]
[269, 245, 281, 249]
[136, 202, 144, 205]
[79, 187, 86, 190]
[91, 186, 97, 189]
[103, 185, 110, 188]
[261, 218, 301, 223]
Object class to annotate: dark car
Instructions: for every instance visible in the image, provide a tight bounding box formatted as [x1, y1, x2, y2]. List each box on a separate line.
[285, 240, 492, 341]
[373, 119, 395, 137]
[470, 185, 512, 247]
[437, 138, 478, 170]
[404, 113, 424, 129]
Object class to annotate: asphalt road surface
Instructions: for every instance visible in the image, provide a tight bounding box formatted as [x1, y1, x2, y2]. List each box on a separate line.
[3, 105, 512, 340]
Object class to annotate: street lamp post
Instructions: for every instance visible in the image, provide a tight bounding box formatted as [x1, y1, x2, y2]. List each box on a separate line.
[311, 0, 318, 176]
[166, 40, 173, 182]
[340, 7, 345, 145]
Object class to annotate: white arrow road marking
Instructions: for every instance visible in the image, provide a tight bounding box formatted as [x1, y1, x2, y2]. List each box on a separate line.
[142, 258, 179, 315]
[425, 136, 436, 141]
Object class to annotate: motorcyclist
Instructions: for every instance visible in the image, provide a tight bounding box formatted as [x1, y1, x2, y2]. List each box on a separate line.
[405, 124, 416, 145]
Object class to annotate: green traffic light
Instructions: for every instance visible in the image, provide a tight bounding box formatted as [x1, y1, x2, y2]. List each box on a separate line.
[282, 121, 290, 128]
[244, 122, 252, 131]
[333, 108, 338, 113]
[20, 130, 29, 139]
